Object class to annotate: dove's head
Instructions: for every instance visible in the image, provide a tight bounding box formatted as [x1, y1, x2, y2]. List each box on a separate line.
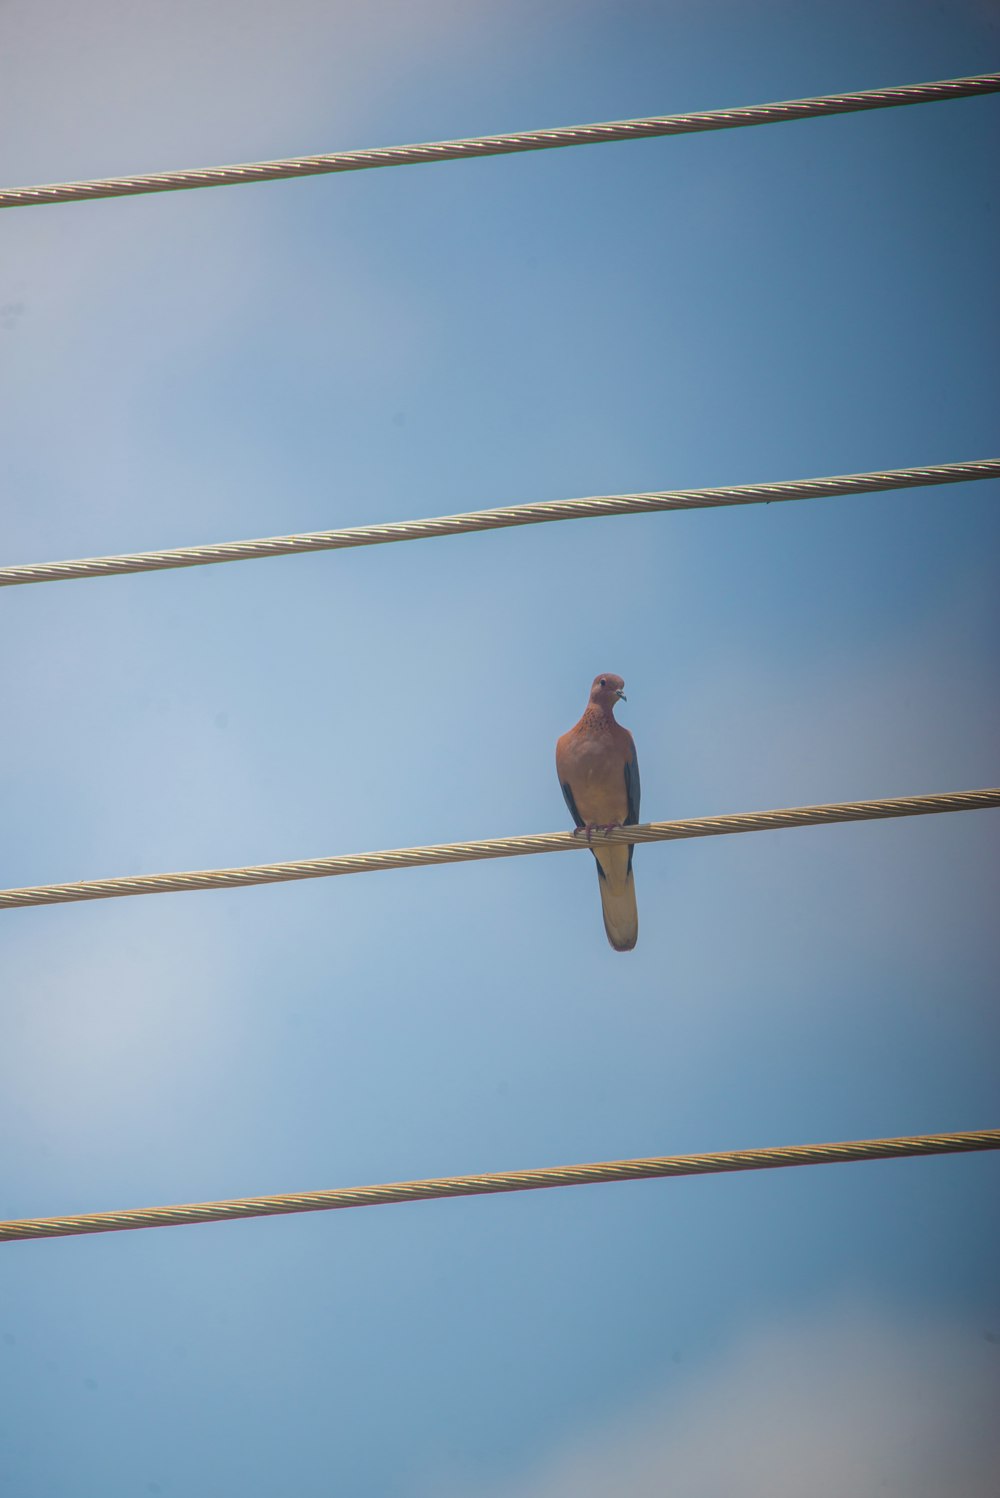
[589, 673, 627, 710]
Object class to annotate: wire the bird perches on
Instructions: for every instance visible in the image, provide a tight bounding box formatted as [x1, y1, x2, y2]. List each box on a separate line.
[1, 789, 997, 911]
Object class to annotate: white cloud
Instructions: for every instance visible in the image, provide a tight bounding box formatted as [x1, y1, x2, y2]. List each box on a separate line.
[455, 1302, 1000, 1498]
[1, 1, 519, 176]
[1, 0, 533, 556]
[0, 898, 251, 1153]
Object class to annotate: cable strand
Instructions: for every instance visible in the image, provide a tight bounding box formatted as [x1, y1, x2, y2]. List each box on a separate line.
[1, 789, 996, 911]
[3, 460, 998, 588]
[3, 74, 998, 209]
[3, 1130, 996, 1242]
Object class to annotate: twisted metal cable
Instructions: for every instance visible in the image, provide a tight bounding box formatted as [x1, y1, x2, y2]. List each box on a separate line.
[2, 790, 996, 912]
[3, 1130, 996, 1242]
[3, 460, 998, 589]
[3, 74, 998, 210]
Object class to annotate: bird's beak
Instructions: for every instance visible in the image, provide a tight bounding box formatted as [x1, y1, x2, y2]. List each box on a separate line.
[616, 689, 627, 702]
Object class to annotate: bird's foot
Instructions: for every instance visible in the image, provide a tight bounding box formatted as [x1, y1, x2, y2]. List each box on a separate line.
[572, 822, 621, 842]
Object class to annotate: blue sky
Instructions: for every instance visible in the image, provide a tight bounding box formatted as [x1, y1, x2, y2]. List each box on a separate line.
[2, 2, 998, 1493]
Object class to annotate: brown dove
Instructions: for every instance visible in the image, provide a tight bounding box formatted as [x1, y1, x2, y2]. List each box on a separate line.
[556, 673, 640, 951]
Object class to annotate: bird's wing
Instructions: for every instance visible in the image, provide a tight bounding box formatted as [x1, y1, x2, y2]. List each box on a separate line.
[624, 739, 640, 826]
[560, 777, 585, 829]
[622, 738, 640, 878]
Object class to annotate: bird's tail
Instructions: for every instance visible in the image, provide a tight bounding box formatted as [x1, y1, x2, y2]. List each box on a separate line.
[594, 847, 638, 952]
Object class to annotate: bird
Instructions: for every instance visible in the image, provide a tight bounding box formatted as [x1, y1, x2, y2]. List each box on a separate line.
[555, 673, 640, 951]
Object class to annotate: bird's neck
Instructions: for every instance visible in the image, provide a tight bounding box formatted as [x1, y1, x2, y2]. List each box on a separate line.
[582, 703, 616, 731]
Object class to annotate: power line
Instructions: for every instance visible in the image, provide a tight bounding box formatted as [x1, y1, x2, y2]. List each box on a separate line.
[3, 1129, 996, 1243]
[3, 460, 997, 589]
[2, 789, 996, 912]
[3, 73, 997, 211]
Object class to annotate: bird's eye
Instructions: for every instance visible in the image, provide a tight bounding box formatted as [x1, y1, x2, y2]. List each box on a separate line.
[599, 678, 606, 687]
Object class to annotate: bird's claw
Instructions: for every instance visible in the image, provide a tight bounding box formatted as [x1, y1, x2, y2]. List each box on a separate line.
[572, 821, 621, 843]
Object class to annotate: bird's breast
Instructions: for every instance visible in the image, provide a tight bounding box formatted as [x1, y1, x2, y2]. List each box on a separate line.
[561, 735, 628, 824]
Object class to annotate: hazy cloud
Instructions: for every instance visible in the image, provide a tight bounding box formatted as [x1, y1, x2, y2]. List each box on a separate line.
[455, 1303, 1000, 1498]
